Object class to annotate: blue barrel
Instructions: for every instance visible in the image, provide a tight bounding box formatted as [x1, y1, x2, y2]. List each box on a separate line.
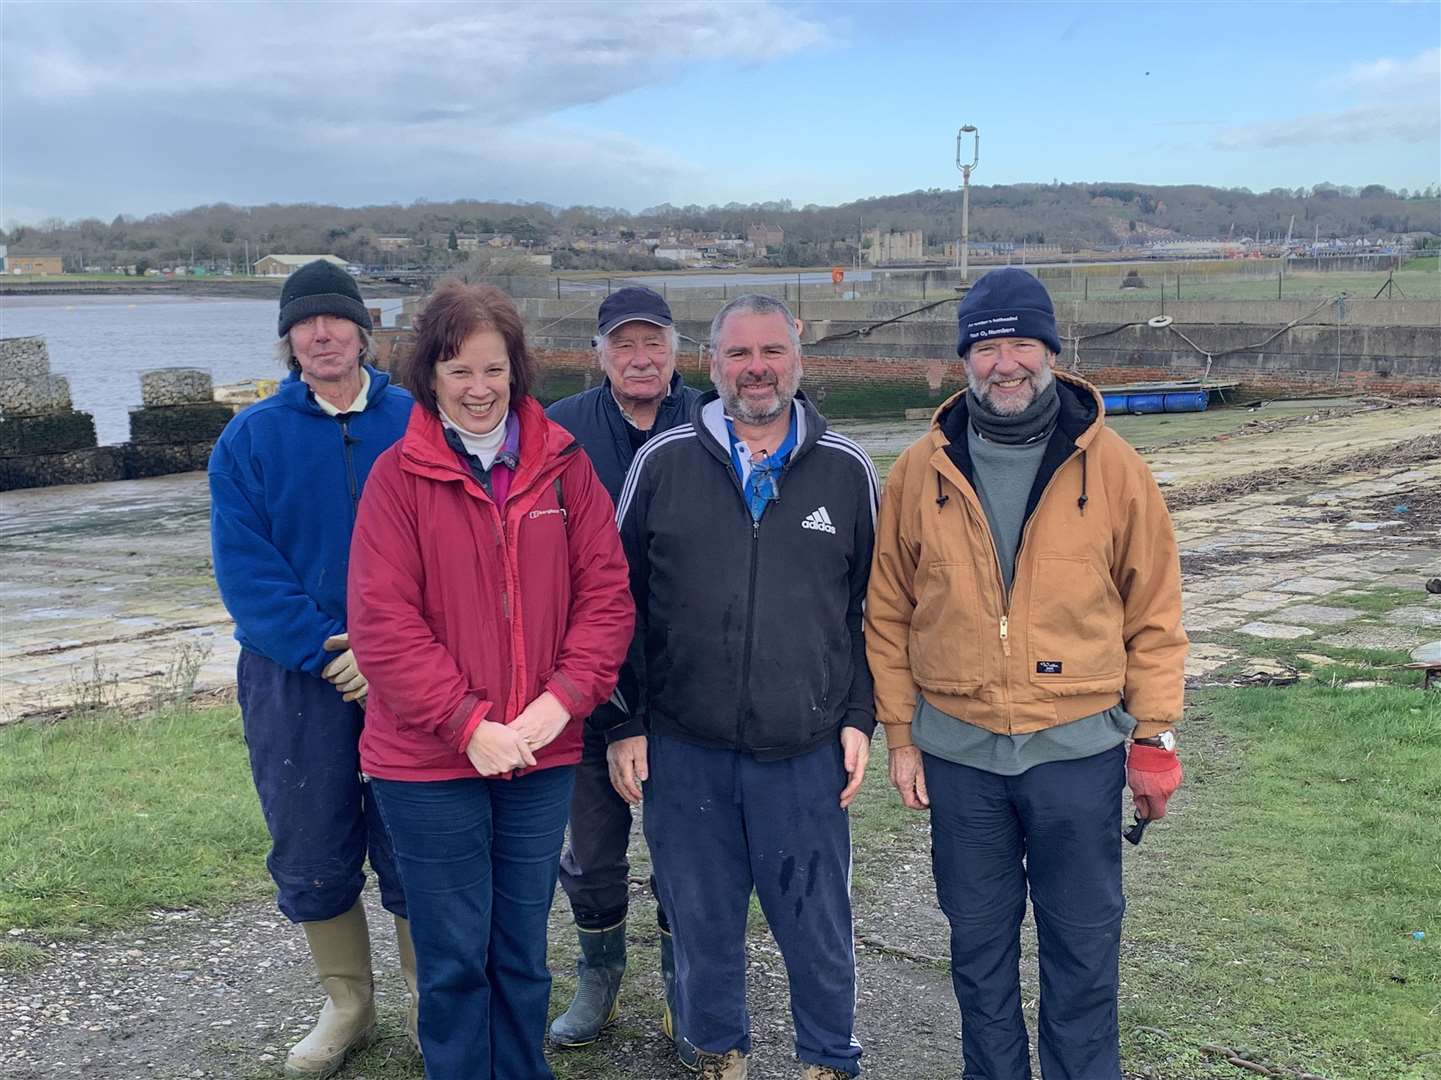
[1163, 391, 1209, 413]
[1129, 393, 1165, 414]
[1101, 393, 1131, 415]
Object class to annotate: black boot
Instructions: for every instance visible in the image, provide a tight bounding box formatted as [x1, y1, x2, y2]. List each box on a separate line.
[549, 921, 625, 1048]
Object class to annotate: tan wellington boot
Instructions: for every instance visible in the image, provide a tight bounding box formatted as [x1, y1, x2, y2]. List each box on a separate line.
[800, 1065, 855, 1080]
[393, 916, 421, 1056]
[284, 901, 378, 1078]
[695, 1048, 749, 1079]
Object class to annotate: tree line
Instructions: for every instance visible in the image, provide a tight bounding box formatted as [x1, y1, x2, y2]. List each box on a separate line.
[4, 181, 1436, 273]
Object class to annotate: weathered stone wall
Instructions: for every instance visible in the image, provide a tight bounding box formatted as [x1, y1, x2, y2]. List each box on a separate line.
[0, 359, 233, 491]
[0, 335, 114, 490]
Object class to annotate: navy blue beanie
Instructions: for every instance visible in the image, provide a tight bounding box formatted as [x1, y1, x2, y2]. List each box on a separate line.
[955, 268, 1060, 357]
[278, 260, 373, 337]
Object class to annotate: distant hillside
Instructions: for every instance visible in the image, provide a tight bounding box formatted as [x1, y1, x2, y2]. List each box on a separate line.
[4, 181, 1436, 272]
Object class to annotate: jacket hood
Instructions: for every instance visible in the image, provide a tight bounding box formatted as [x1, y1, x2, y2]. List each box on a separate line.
[398, 394, 577, 496]
[930, 369, 1103, 452]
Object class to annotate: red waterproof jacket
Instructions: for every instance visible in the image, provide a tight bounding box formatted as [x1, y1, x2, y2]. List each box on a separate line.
[349, 396, 634, 781]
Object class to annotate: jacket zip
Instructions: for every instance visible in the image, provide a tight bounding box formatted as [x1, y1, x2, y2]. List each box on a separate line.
[338, 416, 360, 515]
[736, 516, 761, 749]
[949, 443, 1085, 732]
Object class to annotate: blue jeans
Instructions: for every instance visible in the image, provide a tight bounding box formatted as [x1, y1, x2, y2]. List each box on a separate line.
[926, 746, 1126, 1080]
[644, 733, 862, 1076]
[237, 648, 405, 923]
[371, 766, 576, 1080]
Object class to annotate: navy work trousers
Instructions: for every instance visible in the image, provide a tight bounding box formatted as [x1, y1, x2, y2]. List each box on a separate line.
[237, 648, 405, 924]
[558, 722, 669, 931]
[372, 765, 576, 1080]
[644, 732, 862, 1076]
[926, 745, 1126, 1080]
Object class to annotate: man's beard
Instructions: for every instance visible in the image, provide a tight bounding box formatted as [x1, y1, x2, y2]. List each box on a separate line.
[721, 371, 800, 426]
[967, 362, 1054, 417]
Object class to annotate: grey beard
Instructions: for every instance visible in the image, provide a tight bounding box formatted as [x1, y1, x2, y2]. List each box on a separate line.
[967, 363, 1055, 417]
[722, 382, 794, 426]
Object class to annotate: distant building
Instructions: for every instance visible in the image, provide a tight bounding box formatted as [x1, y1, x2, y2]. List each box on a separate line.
[0, 243, 7, 272]
[8, 254, 64, 275]
[863, 228, 923, 265]
[254, 254, 348, 277]
[746, 223, 784, 253]
[375, 236, 412, 251]
[655, 247, 703, 266]
[458, 233, 517, 251]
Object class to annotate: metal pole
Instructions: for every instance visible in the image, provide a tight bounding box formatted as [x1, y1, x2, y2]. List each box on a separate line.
[956, 124, 979, 282]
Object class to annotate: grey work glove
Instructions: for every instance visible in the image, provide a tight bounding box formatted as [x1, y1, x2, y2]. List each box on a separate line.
[322, 633, 368, 703]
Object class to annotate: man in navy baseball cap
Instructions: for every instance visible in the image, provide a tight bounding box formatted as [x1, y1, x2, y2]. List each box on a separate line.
[596, 285, 675, 337]
[545, 283, 702, 1063]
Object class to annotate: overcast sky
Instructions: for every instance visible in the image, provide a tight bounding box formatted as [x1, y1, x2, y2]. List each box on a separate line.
[3, 0, 1438, 226]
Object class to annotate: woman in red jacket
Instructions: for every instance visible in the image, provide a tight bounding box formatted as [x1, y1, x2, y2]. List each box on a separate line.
[348, 281, 634, 1079]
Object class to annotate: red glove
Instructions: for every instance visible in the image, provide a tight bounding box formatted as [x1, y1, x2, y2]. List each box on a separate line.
[1127, 743, 1183, 820]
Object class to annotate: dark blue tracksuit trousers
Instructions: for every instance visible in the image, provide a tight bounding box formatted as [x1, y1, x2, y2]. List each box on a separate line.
[644, 732, 862, 1076]
[237, 648, 406, 923]
[926, 745, 1126, 1080]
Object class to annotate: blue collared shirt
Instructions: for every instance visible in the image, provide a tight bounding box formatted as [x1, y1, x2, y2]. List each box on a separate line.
[725, 409, 798, 522]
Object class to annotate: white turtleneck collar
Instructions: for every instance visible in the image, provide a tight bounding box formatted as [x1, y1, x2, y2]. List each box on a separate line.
[439, 407, 509, 470]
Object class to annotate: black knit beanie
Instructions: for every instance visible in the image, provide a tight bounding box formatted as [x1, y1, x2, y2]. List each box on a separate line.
[956, 267, 1061, 357]
[277, 260, 373, 337]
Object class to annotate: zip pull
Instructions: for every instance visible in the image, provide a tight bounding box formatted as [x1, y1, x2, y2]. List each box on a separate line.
[999, 614, 1011, 657]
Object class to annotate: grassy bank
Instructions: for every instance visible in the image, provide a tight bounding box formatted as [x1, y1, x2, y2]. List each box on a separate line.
[1121, 684, 1439, 1079]
[0, 704, 269, 960]
[3, 679, 1436, 1078]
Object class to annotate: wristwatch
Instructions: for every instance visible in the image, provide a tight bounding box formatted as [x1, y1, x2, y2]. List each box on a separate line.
[1133, 730, 1176, 751]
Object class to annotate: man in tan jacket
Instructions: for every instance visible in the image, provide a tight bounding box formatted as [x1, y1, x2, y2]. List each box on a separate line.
[865, 268, 1186, 1080]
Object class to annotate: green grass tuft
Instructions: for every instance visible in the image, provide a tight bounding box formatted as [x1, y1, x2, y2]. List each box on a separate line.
[0, 705, 271, 938]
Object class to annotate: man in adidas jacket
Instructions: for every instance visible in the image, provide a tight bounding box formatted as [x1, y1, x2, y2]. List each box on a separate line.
[865, 269, 1187, 1080]
[609, 294, 877, 1080]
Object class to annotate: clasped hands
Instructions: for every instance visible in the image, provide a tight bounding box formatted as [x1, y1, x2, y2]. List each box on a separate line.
[464, 691, 571, 777]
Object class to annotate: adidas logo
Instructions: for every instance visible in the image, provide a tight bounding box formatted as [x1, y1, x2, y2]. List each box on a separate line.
[802, 506, 837, 534]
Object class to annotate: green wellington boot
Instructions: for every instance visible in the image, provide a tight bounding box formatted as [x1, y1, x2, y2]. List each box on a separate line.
[393, 916, 420, 1057]
[549, 921, 626, 1047]
[284, 901, 377, 1078]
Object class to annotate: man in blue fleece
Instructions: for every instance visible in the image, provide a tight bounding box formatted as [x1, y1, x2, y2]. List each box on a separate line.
[208, 260, 414, 1078]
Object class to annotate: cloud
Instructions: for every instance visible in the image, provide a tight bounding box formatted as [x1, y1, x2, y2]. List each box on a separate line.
[1214, 102, 1440, 150]
[1215, 47, 1440, 152]
[1337, 46, 1439, 93]
[0, 1, 830, 219]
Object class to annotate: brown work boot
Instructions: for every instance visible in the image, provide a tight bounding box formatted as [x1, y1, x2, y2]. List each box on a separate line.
[695, 1048, 748, 1079]
[800, 1065, 855, 1079]
[284, 901, 377, 1078]
[393, 916, 420, 1056]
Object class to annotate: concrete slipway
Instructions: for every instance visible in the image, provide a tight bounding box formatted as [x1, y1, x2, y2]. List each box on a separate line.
[1, 398, 1438, 723]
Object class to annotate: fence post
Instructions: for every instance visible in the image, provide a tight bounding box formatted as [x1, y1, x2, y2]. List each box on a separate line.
[556, 277, 561, 299]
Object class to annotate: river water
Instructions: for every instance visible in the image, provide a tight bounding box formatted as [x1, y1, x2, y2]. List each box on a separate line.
[0, 294, 408, 445]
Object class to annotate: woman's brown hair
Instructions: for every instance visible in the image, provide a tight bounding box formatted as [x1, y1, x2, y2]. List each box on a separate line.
[402, 280, 537, 414]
